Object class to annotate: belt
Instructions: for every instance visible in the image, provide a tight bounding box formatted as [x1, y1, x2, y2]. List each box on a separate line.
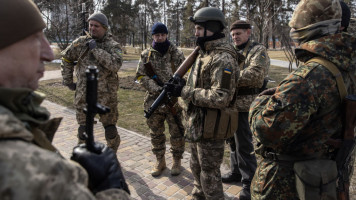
[263, 151, 323, 162]
[237, 88, 261, 96]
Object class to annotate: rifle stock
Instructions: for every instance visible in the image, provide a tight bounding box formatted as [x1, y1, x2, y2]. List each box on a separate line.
[84, 66, 110, 153]
[144, 46, 200, 119]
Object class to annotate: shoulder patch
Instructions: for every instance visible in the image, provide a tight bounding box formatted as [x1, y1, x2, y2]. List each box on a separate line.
[115, 49, 123, 56]
[261, 52, 266, 59]
[224, 68, 232, 74]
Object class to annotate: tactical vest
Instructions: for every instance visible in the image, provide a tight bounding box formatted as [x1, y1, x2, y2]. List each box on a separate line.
[185, 47, 240, 142]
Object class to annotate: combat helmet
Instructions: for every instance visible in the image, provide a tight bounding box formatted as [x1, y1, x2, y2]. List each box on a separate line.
[190, 7, 227, 29]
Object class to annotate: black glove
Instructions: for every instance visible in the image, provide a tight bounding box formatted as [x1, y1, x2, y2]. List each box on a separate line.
[165, 78, 186, 97]
[71, 142, 130, 194]
[66, 83, 76, 91]
[87, 39, 97, 50]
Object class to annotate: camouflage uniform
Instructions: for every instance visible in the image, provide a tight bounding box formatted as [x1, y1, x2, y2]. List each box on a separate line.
[249, 33, 356, 199]
[135, 44, 185, 160]
[61, 32, 122, 147]
[181, 38, 240, 199]
[0, 88, 131, 200]
[226, 40, 270, 187]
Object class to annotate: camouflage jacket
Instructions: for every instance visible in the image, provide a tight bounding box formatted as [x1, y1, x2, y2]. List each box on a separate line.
[249, 32, 356, 199]
[0, 88, 131, 200]
[235, 40, 270, 112]
[181, 38, 240, 141]
[61, 32, 122, 95]
[135, 44, 185, 111]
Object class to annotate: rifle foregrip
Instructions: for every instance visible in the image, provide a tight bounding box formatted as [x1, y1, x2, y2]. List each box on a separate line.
[174, 46, 200, 78]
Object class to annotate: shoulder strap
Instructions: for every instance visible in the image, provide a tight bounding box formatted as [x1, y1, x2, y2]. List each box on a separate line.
[146, 48, 152, 63]
[306, 57, 348, 101]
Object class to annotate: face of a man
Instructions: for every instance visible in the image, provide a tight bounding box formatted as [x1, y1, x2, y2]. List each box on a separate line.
[230, 28, 251, 46]
[89, 20, 106, 39]
[0, 31, 54, 90]
[152, 33, 168, 43]
[194, 24, 214, 38]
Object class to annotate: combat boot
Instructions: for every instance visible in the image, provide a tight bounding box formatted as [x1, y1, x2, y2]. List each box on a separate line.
[151, 156, 166, 177]
[104, 125, 120, 153]
[77, 125, 86, 144]
[171, 157, 181, 176]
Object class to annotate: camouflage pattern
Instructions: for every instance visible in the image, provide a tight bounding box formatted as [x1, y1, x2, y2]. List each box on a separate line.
[249, 32, 356, 199]
[61, 32, 122, 127]
[289, 0, 342, 30]
[135, 44, 185, 159]
[234, 41, 270, 112]
[181, 38, 239, 141]
[0, 88, 131, 200]
[190, 140, 225, 200]
[180, 38, 239, 199]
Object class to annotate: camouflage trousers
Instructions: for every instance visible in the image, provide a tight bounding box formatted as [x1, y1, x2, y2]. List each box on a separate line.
[251, 158, 299, 200]
[146, 110, 185, 159]
[190, 139, 225, 200]
[75, 90, 118, 126]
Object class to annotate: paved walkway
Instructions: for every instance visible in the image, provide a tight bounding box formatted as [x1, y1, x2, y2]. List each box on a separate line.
[46, 100, 242, 200]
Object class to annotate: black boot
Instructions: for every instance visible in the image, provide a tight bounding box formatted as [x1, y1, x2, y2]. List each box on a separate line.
[239, 185, 251, 200]
[221, 171, 242, 183]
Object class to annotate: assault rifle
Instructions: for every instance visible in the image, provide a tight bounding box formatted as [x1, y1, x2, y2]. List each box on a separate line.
[144, 46, 200, 119]
[143, 61, 184, 136]
[84, 66, 110, 153]
[335, 94, 356, 200]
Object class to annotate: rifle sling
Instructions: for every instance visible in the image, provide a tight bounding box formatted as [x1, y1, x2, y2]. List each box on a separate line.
[306, 57, 347, 100]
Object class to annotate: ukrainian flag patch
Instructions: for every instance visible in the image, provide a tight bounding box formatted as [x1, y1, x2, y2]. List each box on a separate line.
[261, 53, 266, 59]
[224, 68, 232, 74]
[116, 49, 123, 56]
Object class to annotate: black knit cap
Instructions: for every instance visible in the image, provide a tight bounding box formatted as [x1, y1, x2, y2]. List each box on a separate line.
[340, 1, 351, 31]
[230, 20, 251, 31]
[0, 0, 46, 50]
[151, 22, 168, 35]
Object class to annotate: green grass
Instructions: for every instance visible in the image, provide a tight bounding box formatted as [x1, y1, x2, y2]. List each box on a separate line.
[267, 65, 292, 88]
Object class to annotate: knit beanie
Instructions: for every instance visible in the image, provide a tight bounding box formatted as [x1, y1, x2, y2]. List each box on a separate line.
[151, 22, 168, 35]
[230, 20, 252, 31]
[0, 0, 46, 50]
[88, 12, 109, 28]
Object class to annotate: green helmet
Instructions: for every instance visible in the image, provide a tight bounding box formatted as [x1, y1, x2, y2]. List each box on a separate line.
[190, 7, 227, 28]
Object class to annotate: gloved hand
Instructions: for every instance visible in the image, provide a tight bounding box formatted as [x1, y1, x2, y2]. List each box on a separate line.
[66, 83, 76, 91]
[71, 142, 130, 194]
[259, 87, 276, 96]
[165, 82, 185, 97]
[87, 39, 97, 50]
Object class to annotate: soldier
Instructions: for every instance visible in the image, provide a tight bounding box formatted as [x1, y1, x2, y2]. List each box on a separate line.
[0, 0, 131, 199]
[166, 7, 240, 199]
[221, 20, 270, 200]
[135, 22, 185, 177]
[249, 0, 356, 199]
[61, 12, 122, 152]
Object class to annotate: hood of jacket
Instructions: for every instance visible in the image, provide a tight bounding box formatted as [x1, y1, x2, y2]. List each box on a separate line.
[296, 32, 356, 72]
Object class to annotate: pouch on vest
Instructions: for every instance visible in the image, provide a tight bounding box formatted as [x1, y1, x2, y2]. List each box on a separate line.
[293, 159, 338, 200]
[203, 108, 238, 140]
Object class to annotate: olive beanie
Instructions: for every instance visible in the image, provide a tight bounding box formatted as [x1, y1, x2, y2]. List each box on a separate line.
[0, 0, 45, 50]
